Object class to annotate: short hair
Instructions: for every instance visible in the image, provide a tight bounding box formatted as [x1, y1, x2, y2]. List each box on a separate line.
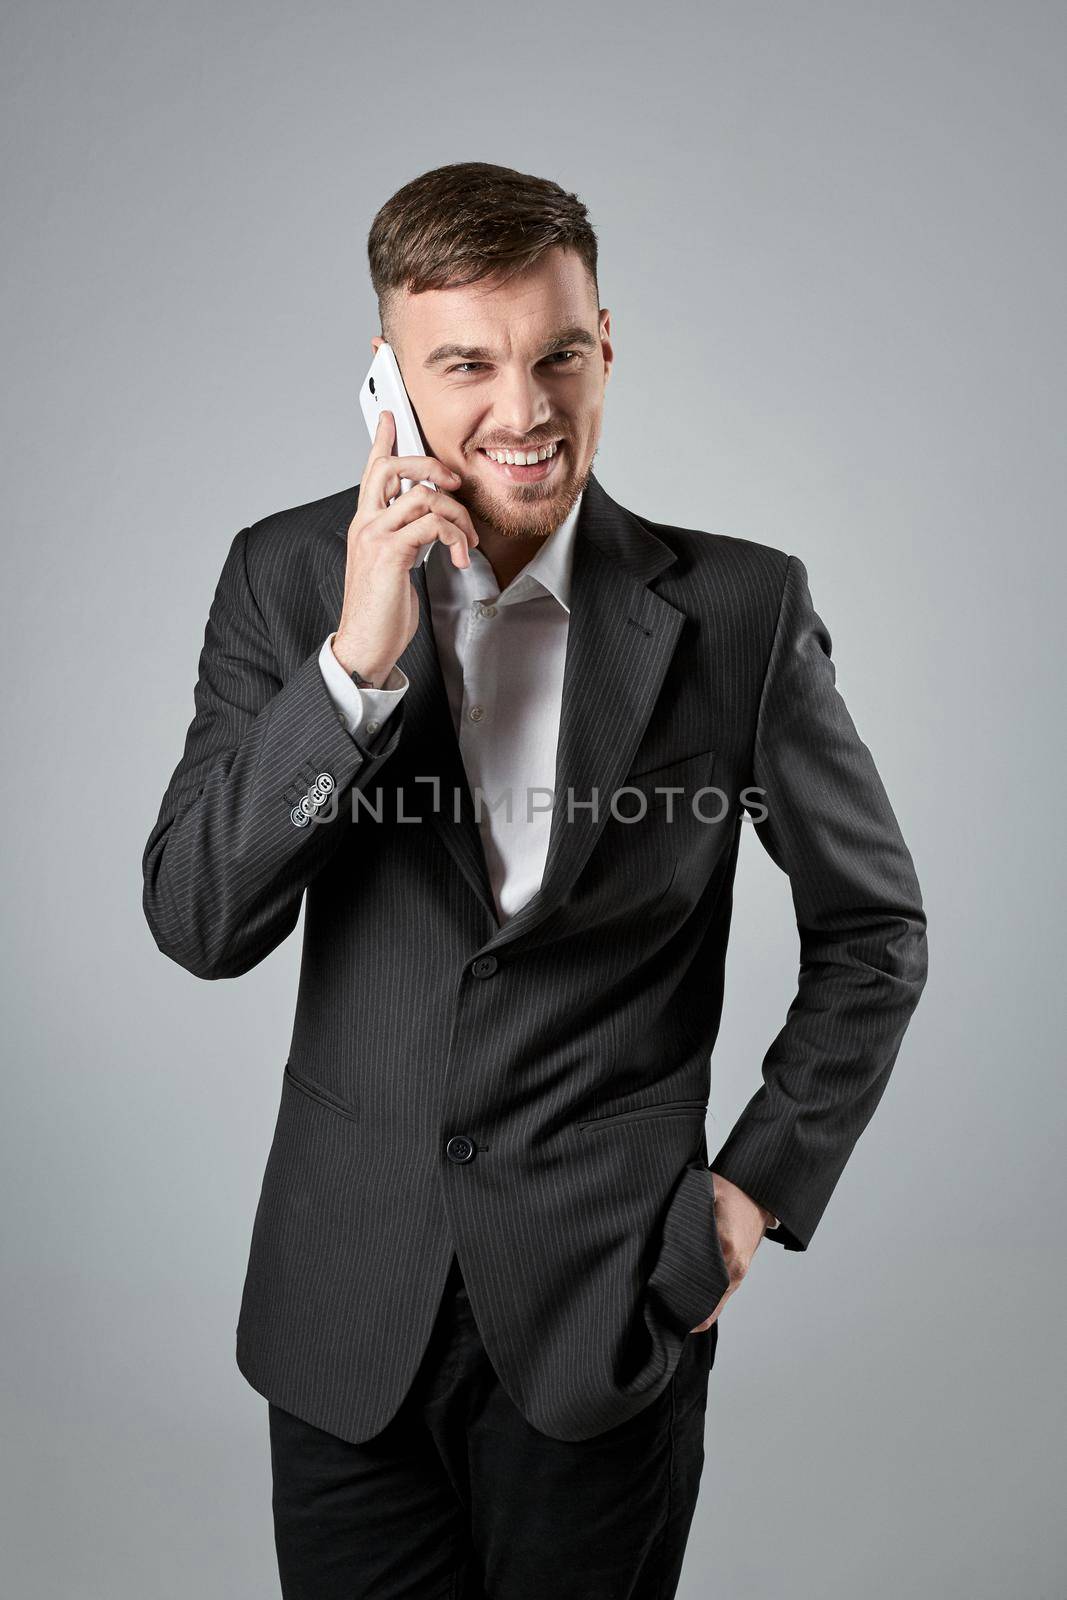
[367, 161, 599, 348]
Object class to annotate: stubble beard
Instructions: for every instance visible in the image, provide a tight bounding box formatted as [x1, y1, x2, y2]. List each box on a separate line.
[458, 444, 595, 542]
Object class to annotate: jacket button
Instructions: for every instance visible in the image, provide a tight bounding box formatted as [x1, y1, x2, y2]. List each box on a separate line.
[446, 1135, 475, 1163]
[471, 955, 498, 978]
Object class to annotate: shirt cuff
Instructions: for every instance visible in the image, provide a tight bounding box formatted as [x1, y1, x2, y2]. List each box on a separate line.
[318, 633, 410, 742]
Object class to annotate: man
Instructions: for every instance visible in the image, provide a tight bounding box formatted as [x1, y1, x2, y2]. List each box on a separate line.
[143, 161, 928, 1598]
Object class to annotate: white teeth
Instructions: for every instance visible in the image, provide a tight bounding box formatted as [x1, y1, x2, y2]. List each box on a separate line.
[481, 441, 558, 466]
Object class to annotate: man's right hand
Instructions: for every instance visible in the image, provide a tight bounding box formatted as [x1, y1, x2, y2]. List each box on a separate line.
[332, 410, 480, 685]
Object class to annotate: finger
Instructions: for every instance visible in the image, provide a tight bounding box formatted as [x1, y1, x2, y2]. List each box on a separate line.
[366, 450, 463, 507]
[372, 485, 479, 546]
[374, 510, 475, 569]
[358, 412, 400, 494]
[413, 512, 474, 564]
[365, 408, 396, 468]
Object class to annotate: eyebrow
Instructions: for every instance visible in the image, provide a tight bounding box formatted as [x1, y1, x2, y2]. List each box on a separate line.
[422, 324, 598, 370]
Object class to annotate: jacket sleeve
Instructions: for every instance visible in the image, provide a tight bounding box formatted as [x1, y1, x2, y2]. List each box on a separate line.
[142, 526, 405, 980]
[710, 554, 929, 1251]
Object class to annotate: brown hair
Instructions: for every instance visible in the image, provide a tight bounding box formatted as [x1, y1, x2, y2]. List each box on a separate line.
[367, 162, 599, 348]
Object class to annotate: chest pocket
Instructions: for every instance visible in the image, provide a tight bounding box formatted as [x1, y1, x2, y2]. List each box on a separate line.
[613, 748, 716, 816]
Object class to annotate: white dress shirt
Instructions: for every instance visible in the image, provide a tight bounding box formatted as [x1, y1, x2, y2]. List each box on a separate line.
[316, 494, 780, 1236]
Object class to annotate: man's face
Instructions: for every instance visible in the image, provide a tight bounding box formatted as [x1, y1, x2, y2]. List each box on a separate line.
[371, 247, 612, 542]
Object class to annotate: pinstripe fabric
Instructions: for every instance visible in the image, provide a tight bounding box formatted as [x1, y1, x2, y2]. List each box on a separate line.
[142, 470, 928, 1443]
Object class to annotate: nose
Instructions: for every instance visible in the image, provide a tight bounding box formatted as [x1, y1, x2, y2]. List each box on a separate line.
[489, 365, 554, 440]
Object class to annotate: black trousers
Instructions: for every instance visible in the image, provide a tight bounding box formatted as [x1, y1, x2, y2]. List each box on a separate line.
[268, 1252, 717, 1599]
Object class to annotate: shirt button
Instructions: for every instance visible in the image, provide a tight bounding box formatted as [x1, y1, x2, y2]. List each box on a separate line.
[446, 1135, 476, 1163]
[471, 955, 498, 978]
[480, 603, 497, 618]
[367, 721, 379, 735]
[469, 704, 485, 722]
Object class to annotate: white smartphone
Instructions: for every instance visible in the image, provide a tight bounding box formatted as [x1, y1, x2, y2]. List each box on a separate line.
[359, 342, 437, 566]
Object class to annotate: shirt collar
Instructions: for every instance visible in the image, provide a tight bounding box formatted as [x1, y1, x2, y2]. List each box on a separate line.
[427, 489, 584, 615]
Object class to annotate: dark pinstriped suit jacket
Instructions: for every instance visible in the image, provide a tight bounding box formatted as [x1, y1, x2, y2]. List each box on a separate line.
[142, 469, 928, 1443]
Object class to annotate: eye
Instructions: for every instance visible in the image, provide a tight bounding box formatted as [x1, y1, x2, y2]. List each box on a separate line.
[445, 351, 582, 376]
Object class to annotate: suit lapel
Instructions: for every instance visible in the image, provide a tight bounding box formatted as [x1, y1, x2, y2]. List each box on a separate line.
[318, 471, 684, 953]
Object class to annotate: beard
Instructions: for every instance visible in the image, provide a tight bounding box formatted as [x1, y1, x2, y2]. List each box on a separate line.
[457, 443, 596, 542]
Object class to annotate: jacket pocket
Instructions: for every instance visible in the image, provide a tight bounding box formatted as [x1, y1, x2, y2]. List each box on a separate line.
[617, 748, 716, 812]
[283, 1061, 359, 1123]
[576, 1098, 708, 1132]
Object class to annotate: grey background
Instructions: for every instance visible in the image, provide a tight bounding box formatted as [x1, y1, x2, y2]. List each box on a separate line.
[2, 2, 1063, 1595]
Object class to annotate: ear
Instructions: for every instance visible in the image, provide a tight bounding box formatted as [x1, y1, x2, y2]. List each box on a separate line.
[599, 309, 614, 384]
[371, 334, 386, 356]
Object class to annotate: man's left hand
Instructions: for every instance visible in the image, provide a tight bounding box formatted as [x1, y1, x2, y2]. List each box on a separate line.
[689, 1171, 775, 1333]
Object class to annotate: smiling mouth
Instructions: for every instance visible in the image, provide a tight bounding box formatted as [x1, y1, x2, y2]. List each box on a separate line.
[475, 439, 565, 483]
